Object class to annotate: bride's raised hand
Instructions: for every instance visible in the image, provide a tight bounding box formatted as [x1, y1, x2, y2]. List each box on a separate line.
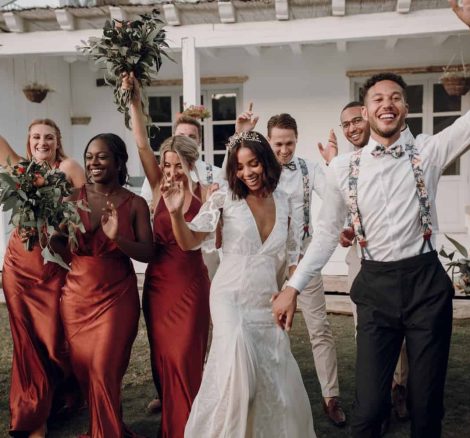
[161, 177, 185, 215]
[121, 72, 141, 107]
[101, 201, 119, 241]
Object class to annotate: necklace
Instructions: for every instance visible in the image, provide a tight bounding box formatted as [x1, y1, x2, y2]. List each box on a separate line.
[93, 186, 120, 197]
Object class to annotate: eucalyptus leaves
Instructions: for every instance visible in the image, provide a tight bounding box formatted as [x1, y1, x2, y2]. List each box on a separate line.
[78, 9, 172, 128]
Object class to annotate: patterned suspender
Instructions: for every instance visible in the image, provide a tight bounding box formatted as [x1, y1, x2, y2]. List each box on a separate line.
[348, 142, 433, 260]
[404, 143, 433, 253]
[297, 157, 311, 240]
[205, 162, 213, 185]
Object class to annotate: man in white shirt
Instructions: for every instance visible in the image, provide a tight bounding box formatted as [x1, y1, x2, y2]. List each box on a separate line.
[339, 101, 410, 425]
[273, 63, 470, 437]
[237, 110, 347, 426]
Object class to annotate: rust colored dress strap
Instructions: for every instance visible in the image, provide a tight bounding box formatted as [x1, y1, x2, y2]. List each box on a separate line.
[61, 186, 140, 438]
[143, 184, 210, 438]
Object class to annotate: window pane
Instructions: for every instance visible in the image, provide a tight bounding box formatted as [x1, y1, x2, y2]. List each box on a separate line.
[149, 125, 173, 152]
[433, 115, 459, 134]
[443, 158, 460, 176]
[407, 85, 423, 114]
[212, 93, 236, 121]
[214, 154, 226, 168]
[149, 96, 172, 123]
[213, 124, 235, 151]
[406, 118, 422, 137]
[433, 84, 461, 112]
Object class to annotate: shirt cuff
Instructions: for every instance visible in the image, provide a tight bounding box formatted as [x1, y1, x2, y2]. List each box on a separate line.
[286, 272, 310, 294]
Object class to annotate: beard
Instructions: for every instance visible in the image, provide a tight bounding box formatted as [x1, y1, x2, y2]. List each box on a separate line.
[369, 117, 403, 139]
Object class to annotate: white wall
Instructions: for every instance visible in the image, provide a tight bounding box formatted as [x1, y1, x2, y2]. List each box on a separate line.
[1, 34, 469, 274]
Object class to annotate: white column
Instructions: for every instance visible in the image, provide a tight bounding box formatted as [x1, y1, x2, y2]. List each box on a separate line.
[181, 37, 200, 107]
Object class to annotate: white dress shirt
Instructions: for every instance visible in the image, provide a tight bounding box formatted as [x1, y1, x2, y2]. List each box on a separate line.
[278, 155, 326, 254]
[288, 111, 470, 293]
[140, 159, 224, 204]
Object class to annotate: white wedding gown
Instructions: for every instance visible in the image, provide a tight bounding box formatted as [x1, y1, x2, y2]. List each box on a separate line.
[185, 188, 316, 438]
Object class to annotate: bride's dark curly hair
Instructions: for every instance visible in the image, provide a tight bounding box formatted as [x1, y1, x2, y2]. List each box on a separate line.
[226, 131, 281, 199]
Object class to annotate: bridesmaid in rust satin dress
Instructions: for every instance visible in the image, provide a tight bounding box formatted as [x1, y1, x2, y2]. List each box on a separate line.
[60, 133, 153, 438]
[1, 120, 85, 437]
[125, 74, 210, 438]
[144, 178, 210, 438]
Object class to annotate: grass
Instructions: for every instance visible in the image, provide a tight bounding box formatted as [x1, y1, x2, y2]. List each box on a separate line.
[0, 304, 469, 437]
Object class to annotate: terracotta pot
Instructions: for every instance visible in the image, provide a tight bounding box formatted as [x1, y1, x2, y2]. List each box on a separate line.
[440, 75, 470, 96]
[23, 88, 49, 103]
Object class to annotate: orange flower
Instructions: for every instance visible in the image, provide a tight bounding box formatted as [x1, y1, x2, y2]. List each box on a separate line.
[33, 173, 45, 187]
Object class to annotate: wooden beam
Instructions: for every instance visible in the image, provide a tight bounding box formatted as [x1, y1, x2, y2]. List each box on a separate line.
[147, 76, 249, 87]
[3, 12, 24, 33]
[396, 0, 412, 14]
[275, 0, 289, 21]
[346, 64, 470, 78]
[332, 0, 346, 17]
[55, 9, 75, 31]
[1, 10, 468, 56]
[163, 4, 181, 26]
[218, 1, 236, 24]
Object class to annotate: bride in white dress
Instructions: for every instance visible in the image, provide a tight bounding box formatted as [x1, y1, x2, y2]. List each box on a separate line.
[162, 131, 316, 438]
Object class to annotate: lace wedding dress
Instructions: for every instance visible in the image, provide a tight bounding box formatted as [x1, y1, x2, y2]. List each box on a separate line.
[184, 189, 316, 438]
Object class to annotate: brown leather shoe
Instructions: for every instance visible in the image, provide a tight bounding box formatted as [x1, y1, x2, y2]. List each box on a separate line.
[391, 384, 409, 421]
[323, 397, 347, 427]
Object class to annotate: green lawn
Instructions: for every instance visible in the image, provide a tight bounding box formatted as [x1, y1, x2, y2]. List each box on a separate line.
[0, 304, 469, 437]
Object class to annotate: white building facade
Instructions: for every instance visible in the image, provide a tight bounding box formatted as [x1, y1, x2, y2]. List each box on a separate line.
[1, 0, 469, 273]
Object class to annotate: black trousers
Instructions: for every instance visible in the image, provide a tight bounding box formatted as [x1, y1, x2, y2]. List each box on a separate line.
[350, 251, 454, 438]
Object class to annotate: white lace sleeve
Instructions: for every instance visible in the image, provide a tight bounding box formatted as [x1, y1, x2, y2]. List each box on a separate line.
[287, 196, 301, 267]
[187, 190, 226, 250]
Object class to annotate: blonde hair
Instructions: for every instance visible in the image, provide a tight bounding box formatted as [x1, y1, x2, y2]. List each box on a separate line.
[26, 119, 67, 162]
[160, 135, 200, 196]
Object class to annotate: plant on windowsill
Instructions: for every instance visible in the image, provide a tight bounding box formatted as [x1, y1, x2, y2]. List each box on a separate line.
[180, 104, 211, 120]
[440, 235, 470, 295]
[22, 82, 53, 103]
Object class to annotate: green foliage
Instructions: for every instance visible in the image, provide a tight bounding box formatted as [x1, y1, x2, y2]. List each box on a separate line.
[78, 9, 173, 129]
[441, 234, 470, 295]
[0, 160, 87, 269]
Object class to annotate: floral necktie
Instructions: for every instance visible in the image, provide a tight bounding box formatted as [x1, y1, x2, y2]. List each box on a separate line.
[282, 161, 297, 171]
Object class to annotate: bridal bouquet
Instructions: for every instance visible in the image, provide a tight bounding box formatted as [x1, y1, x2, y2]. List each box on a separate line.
[0, 159, 87, 269]
[78, 9, 172, 129]
[440, 235, 470, 294]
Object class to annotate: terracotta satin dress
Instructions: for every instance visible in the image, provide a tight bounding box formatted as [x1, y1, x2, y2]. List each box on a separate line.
[3, 229, 68, 436]
[143, 188, 210, 438]
[61, 187, 140, 438]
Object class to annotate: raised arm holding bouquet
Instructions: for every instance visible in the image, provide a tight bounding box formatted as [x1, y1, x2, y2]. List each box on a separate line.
[78, 9, 172, 129]
[0, 120, 85, 438]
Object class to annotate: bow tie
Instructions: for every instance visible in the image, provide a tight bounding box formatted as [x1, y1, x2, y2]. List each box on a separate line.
[371, 144, 404, 159]
[282, 161, 297, 171]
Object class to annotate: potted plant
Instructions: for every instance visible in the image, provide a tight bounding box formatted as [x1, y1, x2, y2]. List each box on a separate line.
[439, 70, 470, 97]
[22, 82, 53, 103]
[440, 235, 470, 295]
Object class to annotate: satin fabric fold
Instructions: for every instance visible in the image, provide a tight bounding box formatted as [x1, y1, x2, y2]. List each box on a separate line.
[3, 230, 68, 436]
[61, 187, 140, 438]
[143, 187, 210, 438]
